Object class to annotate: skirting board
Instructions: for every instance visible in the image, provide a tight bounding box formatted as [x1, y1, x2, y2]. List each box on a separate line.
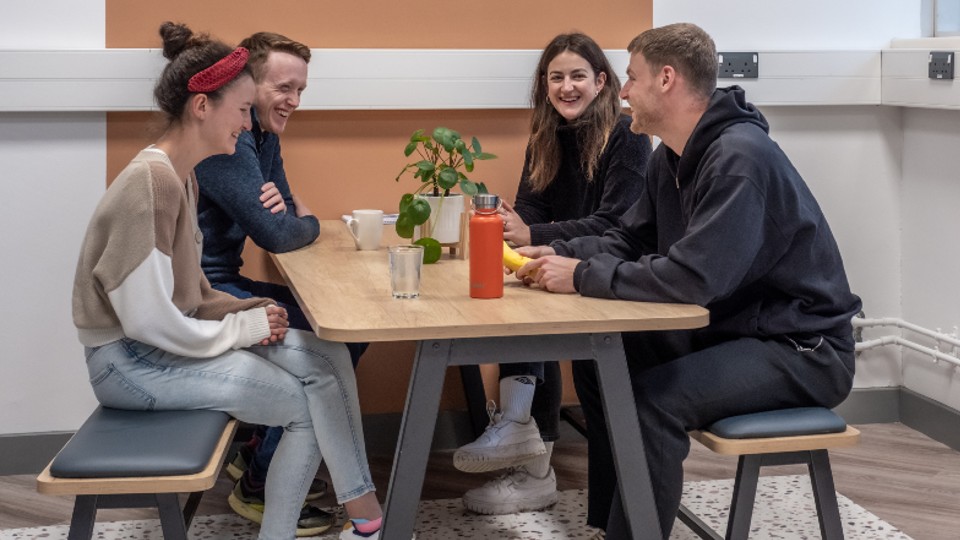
[3, 387, 958, 476]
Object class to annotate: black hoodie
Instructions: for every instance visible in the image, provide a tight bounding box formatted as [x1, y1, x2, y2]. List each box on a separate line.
[553, 86, 861, 348]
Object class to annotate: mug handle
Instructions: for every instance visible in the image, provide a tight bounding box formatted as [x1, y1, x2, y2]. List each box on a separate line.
[346, 218, 362, 247]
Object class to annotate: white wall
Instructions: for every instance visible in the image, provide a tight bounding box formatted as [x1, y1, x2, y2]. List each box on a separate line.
[901, 108, 960, 410]
[0, 0, 105, 435]
[655, 0, 922, 49]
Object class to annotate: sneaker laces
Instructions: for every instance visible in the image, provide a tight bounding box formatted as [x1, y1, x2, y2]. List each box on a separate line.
[484, 399, 500, 426]
[490, 465, 528, 490]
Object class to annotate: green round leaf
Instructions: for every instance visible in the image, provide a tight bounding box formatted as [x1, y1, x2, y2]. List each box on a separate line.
[399, 193, 415, 213]
[460, 179, 479, 196]
[403, 141, 418, 157]
[408, 198, 432, 224]
[437, 167, 459, 190]
[433, 127, 455, 152]
[414, 237, 442, 264]
[395, 213, 415, 239]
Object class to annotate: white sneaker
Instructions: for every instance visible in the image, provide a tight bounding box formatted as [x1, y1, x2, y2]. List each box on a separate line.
[453, 408, 546, 473]
[462, 465, 559, 515]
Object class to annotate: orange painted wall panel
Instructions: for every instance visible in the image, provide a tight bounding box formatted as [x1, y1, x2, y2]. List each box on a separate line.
[106, 0, 650, 50]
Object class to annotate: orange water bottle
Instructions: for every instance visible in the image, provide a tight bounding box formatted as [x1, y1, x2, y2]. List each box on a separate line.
[469, 193, 504, 298]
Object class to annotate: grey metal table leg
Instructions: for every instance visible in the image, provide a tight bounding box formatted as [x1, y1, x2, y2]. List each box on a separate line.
[592, 333, 662, 540]
[380, 339, 451, 540]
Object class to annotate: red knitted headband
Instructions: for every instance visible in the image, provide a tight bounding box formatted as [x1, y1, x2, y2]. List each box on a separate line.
[187, 47, 249, 93]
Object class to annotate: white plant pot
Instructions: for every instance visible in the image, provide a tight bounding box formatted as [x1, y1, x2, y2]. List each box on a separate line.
[416, 193, 464, 244]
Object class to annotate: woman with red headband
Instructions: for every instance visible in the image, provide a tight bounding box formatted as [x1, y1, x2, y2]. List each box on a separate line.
[72, 22, 386, 540]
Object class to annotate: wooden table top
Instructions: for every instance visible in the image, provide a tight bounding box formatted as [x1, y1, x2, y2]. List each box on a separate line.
[272, 220, 709, 343]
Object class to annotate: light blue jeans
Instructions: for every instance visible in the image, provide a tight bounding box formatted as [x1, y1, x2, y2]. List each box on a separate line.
[84, 330, 376, 540]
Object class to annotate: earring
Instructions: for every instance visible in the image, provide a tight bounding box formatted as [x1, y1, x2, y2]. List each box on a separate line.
[595, 89, 600, 97]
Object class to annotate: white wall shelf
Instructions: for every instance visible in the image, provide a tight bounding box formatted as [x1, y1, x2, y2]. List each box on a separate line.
[0, 49, 884, 112]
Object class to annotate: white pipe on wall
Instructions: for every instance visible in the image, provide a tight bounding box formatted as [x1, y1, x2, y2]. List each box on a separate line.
[857, 335, 960, 367]
[853, 316, 960, 348]
[853, 316, 960, 367]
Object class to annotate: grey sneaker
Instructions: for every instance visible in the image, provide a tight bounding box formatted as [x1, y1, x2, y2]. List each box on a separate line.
[227, 479, 336, 537]
[453, 402, 546, 473]
[462, 465, 559, 515]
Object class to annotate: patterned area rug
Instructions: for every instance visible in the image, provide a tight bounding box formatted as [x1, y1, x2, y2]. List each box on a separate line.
[1, 475, 912, 539]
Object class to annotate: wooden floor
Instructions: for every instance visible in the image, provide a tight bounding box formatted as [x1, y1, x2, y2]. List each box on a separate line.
[2, 422, 958, 539]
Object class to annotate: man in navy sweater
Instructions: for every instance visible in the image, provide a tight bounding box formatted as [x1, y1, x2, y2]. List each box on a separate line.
[195, 32, 363, 537]
[516, 23, 862, 539]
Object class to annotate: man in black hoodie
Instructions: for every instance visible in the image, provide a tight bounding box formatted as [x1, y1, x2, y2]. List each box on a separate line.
[516, 23, 862, 539]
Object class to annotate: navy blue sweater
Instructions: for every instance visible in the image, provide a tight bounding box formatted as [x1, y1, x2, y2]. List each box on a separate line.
[195, 111, 320, 283]
[554, 86, 861, 347]
[514, 114, 650, 245]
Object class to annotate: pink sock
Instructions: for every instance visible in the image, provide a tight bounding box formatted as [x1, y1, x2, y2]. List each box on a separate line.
[353, 517, 382, 534]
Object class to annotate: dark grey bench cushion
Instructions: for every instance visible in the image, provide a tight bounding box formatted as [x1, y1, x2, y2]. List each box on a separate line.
[50, 407, 230, 478]
[707, 407, 847, 439]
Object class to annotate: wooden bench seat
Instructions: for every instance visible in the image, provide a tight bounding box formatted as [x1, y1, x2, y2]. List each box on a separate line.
[680, 407, 860, 540]
[36, 407, 237, 540]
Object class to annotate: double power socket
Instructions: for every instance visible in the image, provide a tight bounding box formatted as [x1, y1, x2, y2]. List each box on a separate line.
[928, 51, 954, 80]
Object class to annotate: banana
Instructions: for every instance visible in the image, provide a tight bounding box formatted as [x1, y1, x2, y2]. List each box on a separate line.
[502, 241, 533, 272]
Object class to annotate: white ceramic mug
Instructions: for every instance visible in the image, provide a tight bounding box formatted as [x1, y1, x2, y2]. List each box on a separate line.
[347, 209, 384, 251]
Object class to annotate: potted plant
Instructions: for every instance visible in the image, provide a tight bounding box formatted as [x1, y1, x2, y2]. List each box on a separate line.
[395, 126, 496, 263]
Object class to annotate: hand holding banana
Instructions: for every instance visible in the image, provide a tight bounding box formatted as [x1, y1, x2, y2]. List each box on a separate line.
[502, 243, 579, 293]
[502, 241, 533, 272]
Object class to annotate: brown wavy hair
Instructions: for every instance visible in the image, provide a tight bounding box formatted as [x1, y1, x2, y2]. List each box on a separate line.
[627, 23, 717, 100]
[240, 32, 311, 83]
[527, 33, 622, 192]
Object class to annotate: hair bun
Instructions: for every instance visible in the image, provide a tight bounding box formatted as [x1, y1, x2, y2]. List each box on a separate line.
[158, 21, 194, 59]
[158, 21, 212, 60]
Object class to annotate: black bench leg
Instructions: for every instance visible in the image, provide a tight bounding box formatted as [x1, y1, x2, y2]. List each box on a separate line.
[678, 503, 723, 540]
[156, 493, 189, 540]
[67, 495, 98, 540]
[181, 490, 205, 529]
[808, 450, 845, 540]
[725, 455, 761, 540]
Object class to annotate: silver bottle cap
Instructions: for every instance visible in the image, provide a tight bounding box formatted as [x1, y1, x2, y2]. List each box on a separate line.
[473, 193, 500, 212]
